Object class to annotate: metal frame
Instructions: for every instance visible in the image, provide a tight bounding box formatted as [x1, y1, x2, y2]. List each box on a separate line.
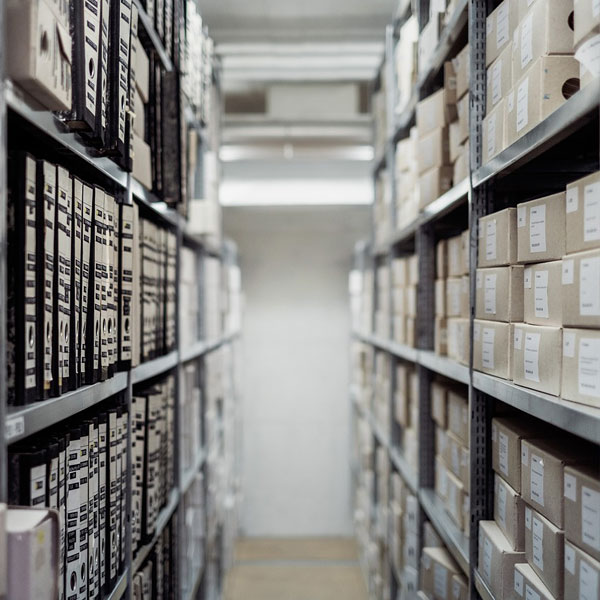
[356, 0, 600, 598]
[0, 4, 241, 599]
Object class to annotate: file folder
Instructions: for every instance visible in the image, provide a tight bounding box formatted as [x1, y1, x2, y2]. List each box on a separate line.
[78, 423, 90, 600]
[70, 178, 83, 391]
[97, 413, 108, 597]
[65, 427, 80, 600]
[80, 185, 94, 384]
[119, 204, 134, 367]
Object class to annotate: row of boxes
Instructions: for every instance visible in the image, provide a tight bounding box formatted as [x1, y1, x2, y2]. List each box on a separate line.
[394, 361, 419, 475]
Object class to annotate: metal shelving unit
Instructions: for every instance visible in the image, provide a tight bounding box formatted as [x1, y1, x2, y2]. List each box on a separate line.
[353, 1, 600, 599]
[107, 571, 130, 600]
[131, 350, 180, 385]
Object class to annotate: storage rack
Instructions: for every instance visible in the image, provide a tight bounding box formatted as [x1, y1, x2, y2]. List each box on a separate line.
[353, 1, 600, 599]
[0, 1, 241, 598]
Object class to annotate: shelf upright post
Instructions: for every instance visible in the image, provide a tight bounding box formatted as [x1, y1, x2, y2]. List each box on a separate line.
[468, 1, 495, 598]
[0, 0, 7, 504]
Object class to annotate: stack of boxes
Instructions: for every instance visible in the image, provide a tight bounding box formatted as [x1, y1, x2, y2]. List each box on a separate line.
[394, 16, 419, 114]
[450, 44, 470, 186]
[474, 171, 600, 410]
[478, 415, 600, 600]
[394, 362, 419, 475]
[374, 351, 392, 432]
[435, 231, 470, 363]
[391, 254, 419, 347]
[432, 380, 470, 536]
[483, 0, 587, 165]
[375, 171, 393, 246]
[376, 263, 392, 339]
[395, 130, 420, 230]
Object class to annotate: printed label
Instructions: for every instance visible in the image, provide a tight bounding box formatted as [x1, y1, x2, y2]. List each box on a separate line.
[532, 516, 544, 570]
[563, 259, 575, 285]
[515, 328, 523, 350]
[580, 257, 600, 316]
[531, 454, 545, 506]
[522, 443, 529, 466]
[496, 3, 510, 49]
[518, 206, 527, 228]
[564, 473, 577, 502]
[499, 431, 509, 476]
[487, 113, 497, 159]
[515, 569, 524, 596]
[563, 331, 576, 358]
[486, 220, 497, 261]
[565, 544, 576, 575]
[492, 60, 503, 106]
[534, 271, 549, 318]
[524, 332, 541, 383]
[498, 480, 507, 528]
[579, 338, 600, 399]
[483, 327, 495, 369]
[582, 486, 600, 551]
[567, 188, 579, 214]
[434, 563, 448, 600]
[524, 267, 532, 289]
[517, 77, 529, 132]
[526, 506, 532, 529]
[580, 560, 600, 600]
[485, 274, 497, 315]
[530, 205, 547, 253]
[521, 14, 533, 69]
[584, 183, 600, 242]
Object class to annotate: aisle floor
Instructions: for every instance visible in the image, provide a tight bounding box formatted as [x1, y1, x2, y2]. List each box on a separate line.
[224, 538, 368, 600]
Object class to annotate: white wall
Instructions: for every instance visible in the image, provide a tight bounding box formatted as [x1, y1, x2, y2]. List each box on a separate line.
[224, 205, 370, 537]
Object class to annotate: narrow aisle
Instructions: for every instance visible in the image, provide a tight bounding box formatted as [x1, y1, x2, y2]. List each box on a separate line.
[224, 538, 368, 600]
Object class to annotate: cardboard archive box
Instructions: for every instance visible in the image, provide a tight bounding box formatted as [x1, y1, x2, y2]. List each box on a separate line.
[566, 171, 600, 255]
[421, 546, 462, 600]
[479, 208, 518, 267]
[483, 99, 506, 164]
[523, 260, 563, 326]
[561, 248, 600, 328]
[487, 44, 513, 115]
[475, 265, 524, 322]
[513, 562, 555, 600]
[474, 320, 514, 380]
[494, 473, 526, 551]
[564, 540, 600, 600]
[486, 0, 518, 67]
[561, 328, 600, 407]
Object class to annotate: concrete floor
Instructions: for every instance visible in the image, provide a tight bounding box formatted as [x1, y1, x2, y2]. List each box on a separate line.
[224, 538, 368, 600]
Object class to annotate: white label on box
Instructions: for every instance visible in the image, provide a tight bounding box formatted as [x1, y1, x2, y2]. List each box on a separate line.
[499, 431, 509, 476]
[486, 220, 497, 261]
[492, 423, 497, 442]
[564, 331, 576, 358]
[582, 486, 600, 551]
[498, 480, 507, 528]
[477, 271, 483, 288]
[565, 544, 576, 574]
[487, 114, 497, 159]
[517, 77, 529, 132]
[580, 257, 600, 316]
[521, 14, 533, 69]
[515, 570, 524, 596]
[567, 188, 580, 214]
[524, 267, 532, 288]
[531, 454, 545, 506]
[525, 584, 541, 600]
[563, 259, 575, 285]
[530, 205, 547, 253]
[518, 205, 527, 228]
[534, 271, 549, 318]
[564, 473, 577, 501]
[522, 443, 529, 466]
[485, 274, 497, 314]
[496, 3, 510, 49]
[584, 183, 600, 242]
[482, 327, 495, 369]
[575, 34, 600, 78]
[483, 537, 493, 583]
[580, 560, 600, 600]
[524, 332, 541, 383]
[434, 563, 448, 600]
[526, 506, 532, 529]
[474, 322, 481, 341]
[492, 60, 503, 106]
[515, 327, 523, 350]
[579, 338, 600, 398]
[532, 516, 544, 570]
[508, 90, 515, 113]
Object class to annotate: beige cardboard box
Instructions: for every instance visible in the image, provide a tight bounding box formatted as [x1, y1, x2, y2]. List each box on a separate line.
[566, 171, 600, 255]
[564, 464, 600, 561]
[561, 248, 600, 328]
[517, 193, 567, 263]
[452, 573, 468, 600]
[444, 431, 469, 492]
[521, 438, 592, 529]
[418, 127, 451, 175]
[436, 454, 449, 502]
[525, 506, 565, 598]
[435, 317, 448, 355]
[491, 417, 543, 493]
[460, 275, 469, 319]
[494, 473, 526, 551]
[447, 388, 469, 445]
[133, 89, 145, 138]
[474, 320, 514, 380]
[512, 324, 562, 395]
[436, 279, 447, 317]
[454, 44, 470, 99]
[513, 562, 555, 600]
[448, 234, 466, 277]
[506, 56, 580, 146]
[483, 100, 506, 165]
[478, 520, 526, 600]
[437, 239, 448, 279]
[486, 0, 518, 66]
[454, 143, 469, 183]
[393, 257, 408, 287]
[132, 134, 153, 190]
[431, 382, 448, 428]
[475, 266, 524, 322]
[574, 0, 600, 46]
[394, 316, 406, 344]
[487, 44, 513, 115]
[479, 208, 518, 267]
[447, 277, 463, 317]
[523, 260, 563, 326]
[417, 89, 449, 137]
[421, 546, 461, 600]
[457, 93, 469, 144]
[406, 285, 418, 318]
[450, 120, 462, 163]
[512, 0, 575, 84]
[420, 166, 454, 210]
[436, 426, 448, 458]
[135, 37, 150, 103]
[446, 470, 467, 529]
[563, 540, 600, 600]
[447, 318, 470, 365]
